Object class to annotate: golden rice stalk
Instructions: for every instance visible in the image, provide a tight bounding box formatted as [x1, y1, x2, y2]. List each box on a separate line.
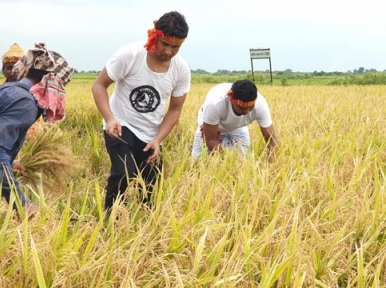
[14, 121, 81, 192]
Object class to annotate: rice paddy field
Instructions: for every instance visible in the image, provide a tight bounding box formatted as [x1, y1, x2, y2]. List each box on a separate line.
[1, 78, 386, 287]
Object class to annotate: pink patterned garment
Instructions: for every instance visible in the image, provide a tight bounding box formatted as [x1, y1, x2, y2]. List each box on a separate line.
[29, 73, 66, 122]
[12, 42, 74, 122]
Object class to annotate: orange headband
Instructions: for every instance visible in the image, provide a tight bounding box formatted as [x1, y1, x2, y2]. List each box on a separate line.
[2, 56, 21, 65]
[144, 21, 185, 51]
[227, 90, 256, 108]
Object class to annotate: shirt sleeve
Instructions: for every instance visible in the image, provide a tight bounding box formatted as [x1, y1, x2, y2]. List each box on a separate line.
[202, 102, 221, 125]
[255, 95, 273, 128]
[171, 58, 191, 97]
[106, 45, 135, 82]
[0, 88, 38, 162]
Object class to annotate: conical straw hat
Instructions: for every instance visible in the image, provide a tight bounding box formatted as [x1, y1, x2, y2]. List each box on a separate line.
[2, 43, 24, 64]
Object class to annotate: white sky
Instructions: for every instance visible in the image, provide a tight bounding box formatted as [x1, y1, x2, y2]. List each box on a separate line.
[1, 0, 385, 73]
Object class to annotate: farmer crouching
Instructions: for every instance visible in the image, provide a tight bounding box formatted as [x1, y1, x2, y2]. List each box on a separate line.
[0, 42, 74, 219]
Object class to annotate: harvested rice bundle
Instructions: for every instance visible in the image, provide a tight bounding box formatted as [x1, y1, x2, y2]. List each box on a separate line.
[15, 122, 80, 191]
[25, 119, 50, 141]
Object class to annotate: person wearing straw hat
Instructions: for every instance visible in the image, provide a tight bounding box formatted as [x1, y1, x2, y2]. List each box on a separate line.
[92, 11, 190, 212]
[2, 43, 24, 83]
[192, 80, 279, 160]
[0, 42, 74, 218]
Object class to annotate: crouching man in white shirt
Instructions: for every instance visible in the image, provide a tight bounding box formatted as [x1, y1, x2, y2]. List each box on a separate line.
[192, 79, 278, 160]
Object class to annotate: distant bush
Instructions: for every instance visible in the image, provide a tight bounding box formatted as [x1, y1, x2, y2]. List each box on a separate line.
[327, 73, 386, 85]
[191, 73, 273, 85]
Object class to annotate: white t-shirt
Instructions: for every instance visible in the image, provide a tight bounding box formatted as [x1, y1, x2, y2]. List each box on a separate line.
[105, 41, 191, 142]
[197, 83, 273, 134]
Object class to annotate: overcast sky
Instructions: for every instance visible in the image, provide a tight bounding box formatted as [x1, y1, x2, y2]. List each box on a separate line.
[1, 0, 385, 73]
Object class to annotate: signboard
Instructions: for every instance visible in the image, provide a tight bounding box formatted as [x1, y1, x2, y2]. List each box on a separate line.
[249, 49, 271, 59]
[249, 48, 273, 84]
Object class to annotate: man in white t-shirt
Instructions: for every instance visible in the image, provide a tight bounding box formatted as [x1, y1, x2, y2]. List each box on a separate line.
[92, 11, 190, 211]
[192, 80, 278, 159]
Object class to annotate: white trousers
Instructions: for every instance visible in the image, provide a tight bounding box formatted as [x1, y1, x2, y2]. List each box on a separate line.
[191, 126, 250, 157]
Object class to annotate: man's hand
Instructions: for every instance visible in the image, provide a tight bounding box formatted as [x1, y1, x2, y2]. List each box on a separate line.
[260, 125, 279, 161]
[12, 160, 26, 172]
[143, 139, 161, 164]
[202, 122, 222, 153]
[105, 119, 122, 137]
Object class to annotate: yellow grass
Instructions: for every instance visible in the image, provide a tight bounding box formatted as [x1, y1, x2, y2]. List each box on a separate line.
[15, 122, 80, 196]
[1, 79, 386, 287]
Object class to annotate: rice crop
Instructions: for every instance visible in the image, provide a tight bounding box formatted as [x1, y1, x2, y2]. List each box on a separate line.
[1, 79, 385, 287]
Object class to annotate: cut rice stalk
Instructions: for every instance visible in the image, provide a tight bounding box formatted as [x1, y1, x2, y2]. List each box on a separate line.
[14, 122, 81, 192]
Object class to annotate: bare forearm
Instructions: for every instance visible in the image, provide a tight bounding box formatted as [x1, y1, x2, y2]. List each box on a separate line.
[260, 125, 279, 159]
[92, 84, 114, 122]
[266, 134, 279, 160]
[206, 140, 222, 153]
[91, 68, 115, 123]
[154, 110, 181, 142]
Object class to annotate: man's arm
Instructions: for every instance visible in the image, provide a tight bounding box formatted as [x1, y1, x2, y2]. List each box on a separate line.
[91, 68, 121, 136]
[260, 124, 279, 160]
[144, 94, 187, 163]
[156, 94, 186, 143]
[202, 122, 222, 153]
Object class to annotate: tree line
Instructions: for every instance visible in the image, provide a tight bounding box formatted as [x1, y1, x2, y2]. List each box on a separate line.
[74, 67, 386, 75]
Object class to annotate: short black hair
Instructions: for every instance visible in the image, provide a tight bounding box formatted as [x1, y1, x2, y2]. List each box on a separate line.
[231, 80, 258, 101]
[25, 68, 49, 83]
[156, 11, 189, 38]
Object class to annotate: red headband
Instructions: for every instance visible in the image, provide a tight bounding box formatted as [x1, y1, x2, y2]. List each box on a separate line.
[144, 21, 186, 51]
[2, 56, 21, 65]
[227, 90, 256, 108]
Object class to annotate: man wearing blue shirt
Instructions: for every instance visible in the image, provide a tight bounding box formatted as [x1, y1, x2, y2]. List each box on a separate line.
[0, 77, 41, 206]
[0, 42, 74, 218]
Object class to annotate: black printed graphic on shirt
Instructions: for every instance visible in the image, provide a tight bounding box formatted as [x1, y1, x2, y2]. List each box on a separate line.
[129, 85, 161, 113]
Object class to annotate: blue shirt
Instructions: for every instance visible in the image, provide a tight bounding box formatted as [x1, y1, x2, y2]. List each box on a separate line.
[0, 78, 38, 164]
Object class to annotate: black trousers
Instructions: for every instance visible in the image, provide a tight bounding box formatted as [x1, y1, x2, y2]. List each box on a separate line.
[103, 127, 162, 210]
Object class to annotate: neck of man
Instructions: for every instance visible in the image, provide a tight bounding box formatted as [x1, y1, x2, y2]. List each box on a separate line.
[146, 52, 171, 73]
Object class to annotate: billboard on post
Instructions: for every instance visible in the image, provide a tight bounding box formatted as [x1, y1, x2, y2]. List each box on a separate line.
[249, 49, 271, 59]
[249, 48, 273, 84]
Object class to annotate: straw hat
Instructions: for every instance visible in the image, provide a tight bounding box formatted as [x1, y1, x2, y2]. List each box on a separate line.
[2, 43, 24, 65]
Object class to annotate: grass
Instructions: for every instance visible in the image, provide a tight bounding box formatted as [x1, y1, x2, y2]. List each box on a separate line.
[0, 79, 386, 287]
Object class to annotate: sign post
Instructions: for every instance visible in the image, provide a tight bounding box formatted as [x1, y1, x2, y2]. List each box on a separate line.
[249, 48, 273, 84]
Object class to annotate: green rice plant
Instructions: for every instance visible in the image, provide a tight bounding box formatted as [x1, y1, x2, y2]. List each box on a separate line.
[30, 235, 47, 288]
[85, 127, 107, 175]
